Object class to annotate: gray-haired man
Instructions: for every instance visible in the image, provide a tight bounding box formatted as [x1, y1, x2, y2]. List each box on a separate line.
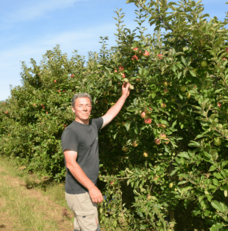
[61, 82, 130, 231]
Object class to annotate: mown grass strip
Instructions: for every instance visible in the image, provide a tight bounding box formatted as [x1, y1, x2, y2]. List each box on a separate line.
[0, 156, 73, 231]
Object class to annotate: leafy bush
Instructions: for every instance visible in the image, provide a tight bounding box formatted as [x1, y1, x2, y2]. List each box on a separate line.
[1, 0, 228, 230]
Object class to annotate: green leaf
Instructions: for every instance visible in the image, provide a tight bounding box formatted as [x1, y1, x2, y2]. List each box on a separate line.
[170, 168, 179, 176]
[178, 152, 190, 159]
[210, 223, 224, 231]
[188, 141, 201, 147]
[189, 70, 196, 77]
[209, 165, 217, 172]
[211, 200, 224, 212]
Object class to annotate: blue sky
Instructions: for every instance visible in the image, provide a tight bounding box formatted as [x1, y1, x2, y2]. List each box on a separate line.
[0, 0, 227, 101]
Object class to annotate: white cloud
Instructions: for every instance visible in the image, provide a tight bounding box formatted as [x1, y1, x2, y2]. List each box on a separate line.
[6, 0, 86, 23]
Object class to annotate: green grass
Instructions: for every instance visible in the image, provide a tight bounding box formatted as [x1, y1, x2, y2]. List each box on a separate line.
[0, 156, 73, 231]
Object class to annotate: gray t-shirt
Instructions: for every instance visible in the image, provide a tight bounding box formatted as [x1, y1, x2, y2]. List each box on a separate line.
[61, 118, 103, 194]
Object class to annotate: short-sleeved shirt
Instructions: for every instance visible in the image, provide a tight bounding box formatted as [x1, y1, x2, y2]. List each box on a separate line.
[61, 118, 103, 194]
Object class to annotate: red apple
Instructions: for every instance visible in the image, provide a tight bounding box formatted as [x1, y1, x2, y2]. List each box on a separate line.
[5, 111, 8, 114]
[160, 134, 166, 139]
[155, 139, 161, 145]
[58, 90, 61, 92]
[118, 66, 124, 71]
[63, 91, 65, 93]
[54, 80, 57, 83]
[133, 47, 139, 52]
[226, 48, 228, 52]
[121, 73, 126, 78]
[4, 103, 5, 105]
[143, 51, 150, 57]
[46, 112, 48, 114]
[144, 118, 152, 124]
[158, 54, 163, 59]
[164, 138, 170, 144]
[71, 74, 74, 77]
[136, 78, 140, 82]
[132, 55, 139, 61]
[141, 112, 146, 118]
[42, 106, 45, 109]
[217, 103, 221, 108]
[114, 69, 118, 73]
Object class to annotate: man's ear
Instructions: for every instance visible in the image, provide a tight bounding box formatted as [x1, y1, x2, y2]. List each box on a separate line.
[71, 107, 75, 113]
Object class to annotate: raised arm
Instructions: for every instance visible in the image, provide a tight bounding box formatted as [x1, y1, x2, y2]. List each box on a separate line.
[64, 150, 103, 203]
[101, 82, 130, 129]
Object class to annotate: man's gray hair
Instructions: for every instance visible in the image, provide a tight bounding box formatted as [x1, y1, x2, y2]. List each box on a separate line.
[71, 93, 92, 108]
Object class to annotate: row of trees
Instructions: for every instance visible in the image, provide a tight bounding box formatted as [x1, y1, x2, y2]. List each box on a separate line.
[1, 0, 228, 230]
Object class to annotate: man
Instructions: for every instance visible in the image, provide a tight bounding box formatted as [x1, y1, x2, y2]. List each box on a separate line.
[61, 82, 130, 231]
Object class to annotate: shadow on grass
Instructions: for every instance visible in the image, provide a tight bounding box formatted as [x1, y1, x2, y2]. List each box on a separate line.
[24, 175, 54, 192]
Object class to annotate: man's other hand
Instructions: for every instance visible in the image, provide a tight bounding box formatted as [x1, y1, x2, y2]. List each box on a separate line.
[89, 185, 104, 203]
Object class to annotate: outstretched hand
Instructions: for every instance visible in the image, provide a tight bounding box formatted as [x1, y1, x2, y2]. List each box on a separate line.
[122, 82, 131, 98]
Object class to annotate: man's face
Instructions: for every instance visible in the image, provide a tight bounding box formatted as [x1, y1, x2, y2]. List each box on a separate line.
[72, 97, 92, 122]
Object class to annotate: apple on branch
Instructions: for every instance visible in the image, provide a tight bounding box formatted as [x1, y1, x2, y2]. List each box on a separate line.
[143, 51, 150, 57]
[144, 118, 152, 124]
[158, 54, 163, 60]
[118, 66, 124, 72]
[132, 55, 139, 61]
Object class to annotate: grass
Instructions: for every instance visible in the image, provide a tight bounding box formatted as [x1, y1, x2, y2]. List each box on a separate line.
[0, 156, 73, 231]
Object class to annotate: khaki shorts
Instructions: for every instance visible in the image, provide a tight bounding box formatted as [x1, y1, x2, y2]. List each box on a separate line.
[65, 192, 100, 231]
